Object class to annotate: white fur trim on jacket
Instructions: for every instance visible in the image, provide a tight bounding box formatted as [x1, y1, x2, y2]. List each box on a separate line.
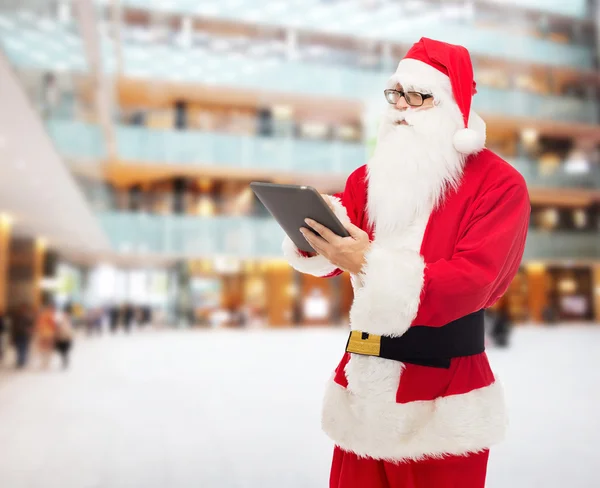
[322, 378, 507, 462]
[349, 243, 425, 337]
[282, 195, 350, 277]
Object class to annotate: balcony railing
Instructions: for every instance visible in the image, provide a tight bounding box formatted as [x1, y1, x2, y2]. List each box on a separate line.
[47, 119, 600, 190]
[46, 119, 106, 160]
[116, 1, 593, 66]
[523, 230, 600, 260]
[0, 11, 595, 84]
[98, 212, 599, 260]
[98, 212, 285, 258]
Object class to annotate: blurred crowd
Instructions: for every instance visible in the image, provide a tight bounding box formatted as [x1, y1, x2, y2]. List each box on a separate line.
[0, 303, 74, 370]
[0, 302, 159, 371]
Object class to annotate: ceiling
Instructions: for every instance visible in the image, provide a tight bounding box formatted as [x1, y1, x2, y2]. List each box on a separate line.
[0, 51, 110, 255]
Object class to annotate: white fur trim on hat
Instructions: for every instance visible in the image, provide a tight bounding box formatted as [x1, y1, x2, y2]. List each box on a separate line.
[282, 195, 349, 277]
[388, 58, 486, 155]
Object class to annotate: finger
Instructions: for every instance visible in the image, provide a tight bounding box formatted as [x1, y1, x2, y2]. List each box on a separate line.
[300, 228, 329, 254]
[304, 219, 340, 244]
[345, 221, 367, 239]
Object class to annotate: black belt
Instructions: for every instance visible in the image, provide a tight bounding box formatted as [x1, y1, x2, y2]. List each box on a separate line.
[345, 310, 485, 369]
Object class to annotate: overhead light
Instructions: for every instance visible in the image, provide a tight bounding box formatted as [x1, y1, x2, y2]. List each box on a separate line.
[526, 262, 546, 273]
[521, 128, 538, 146]
[564, 152, 590, 174]
[0, 212, 13, 227]
[573, 209, 587, 229]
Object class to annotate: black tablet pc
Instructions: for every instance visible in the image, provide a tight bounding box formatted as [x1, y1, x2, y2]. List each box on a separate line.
[250, 182, 350, 253]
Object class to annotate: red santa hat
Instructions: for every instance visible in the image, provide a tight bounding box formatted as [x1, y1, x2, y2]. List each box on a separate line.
[387, 37, 486, 155]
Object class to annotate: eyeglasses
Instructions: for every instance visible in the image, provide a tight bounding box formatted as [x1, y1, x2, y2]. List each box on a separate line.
[384, 89, 433, 107]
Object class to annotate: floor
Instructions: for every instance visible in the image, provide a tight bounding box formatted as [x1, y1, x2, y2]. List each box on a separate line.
[0, 325, 598, 488]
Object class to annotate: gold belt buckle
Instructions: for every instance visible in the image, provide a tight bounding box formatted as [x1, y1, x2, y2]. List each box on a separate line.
[346, 330, 382, 357]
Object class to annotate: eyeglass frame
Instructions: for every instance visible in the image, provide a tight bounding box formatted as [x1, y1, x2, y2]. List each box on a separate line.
[384, 88, 434, 107]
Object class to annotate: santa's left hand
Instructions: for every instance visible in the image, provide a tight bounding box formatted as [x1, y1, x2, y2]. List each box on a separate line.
[300, 219, 370, 275]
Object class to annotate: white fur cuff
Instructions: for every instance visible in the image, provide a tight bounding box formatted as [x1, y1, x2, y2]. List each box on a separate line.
[349, 244, 425, 337]
[281, 195, 349, 277]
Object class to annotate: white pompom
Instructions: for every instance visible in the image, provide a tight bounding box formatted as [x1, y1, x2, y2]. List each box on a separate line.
[453, 128, 485, 155]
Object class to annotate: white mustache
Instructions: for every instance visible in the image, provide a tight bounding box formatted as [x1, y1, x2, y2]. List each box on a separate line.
[383, 108, 422, 127]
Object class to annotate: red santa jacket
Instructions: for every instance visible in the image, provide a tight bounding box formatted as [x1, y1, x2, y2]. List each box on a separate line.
[283, 149, 530, 462]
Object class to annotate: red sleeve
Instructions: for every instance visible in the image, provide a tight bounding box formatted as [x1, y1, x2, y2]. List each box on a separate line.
[413, 182, 530, 326]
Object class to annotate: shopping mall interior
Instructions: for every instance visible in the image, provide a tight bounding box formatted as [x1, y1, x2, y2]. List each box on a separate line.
[0, 1, 599, 487]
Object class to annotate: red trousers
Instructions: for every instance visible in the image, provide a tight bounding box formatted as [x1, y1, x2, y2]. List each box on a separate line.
[330, 447, 490, 488]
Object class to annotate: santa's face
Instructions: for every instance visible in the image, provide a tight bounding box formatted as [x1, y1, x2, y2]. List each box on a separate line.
[367, 82, 466, 236]
[379, 83, 463, 140]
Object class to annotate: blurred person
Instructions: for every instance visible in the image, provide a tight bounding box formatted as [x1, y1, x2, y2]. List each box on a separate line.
[542, 303, 559, 325]
[0, 308, 6, 364]
[490, 298, 512, 348]
[36, 303, 57, 369]
[284, 38, 530, 488]
[109, 304, 120, 333]
[123, 303, 135, 333]
[141, 305, 152, 327]
[41, 72, 60, 118]
[54, 310, 74, 369]
[10, 304, 35, 369]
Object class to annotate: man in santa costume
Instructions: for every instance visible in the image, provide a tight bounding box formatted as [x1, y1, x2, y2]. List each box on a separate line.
[283, 37, 530, 488]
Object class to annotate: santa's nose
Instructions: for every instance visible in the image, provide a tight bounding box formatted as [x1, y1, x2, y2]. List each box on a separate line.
[395, 96, 409, 110]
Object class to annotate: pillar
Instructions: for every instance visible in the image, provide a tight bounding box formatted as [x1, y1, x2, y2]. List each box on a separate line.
[0, 213, 12, 313]
[285, 29, 298, 61]
[526, 263, 548, 324]
[33, 237, 47, 310]
[264, 261, 293, 326]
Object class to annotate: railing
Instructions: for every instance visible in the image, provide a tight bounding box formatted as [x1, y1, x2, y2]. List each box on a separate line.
[97, 212, 285, 257]
[0, 10, 594, 80]
[46, 119, 600, 189]
[523, 230, 600, 260]
[46, 119, 106, 160]
[115, 0, 593, 65]
[115, 125, 365, 174]
[510, 158, 600, 189]
[98, 212, 600, 259]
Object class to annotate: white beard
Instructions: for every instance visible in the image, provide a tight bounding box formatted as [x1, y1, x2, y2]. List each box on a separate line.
[367, 105, 466, 239]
